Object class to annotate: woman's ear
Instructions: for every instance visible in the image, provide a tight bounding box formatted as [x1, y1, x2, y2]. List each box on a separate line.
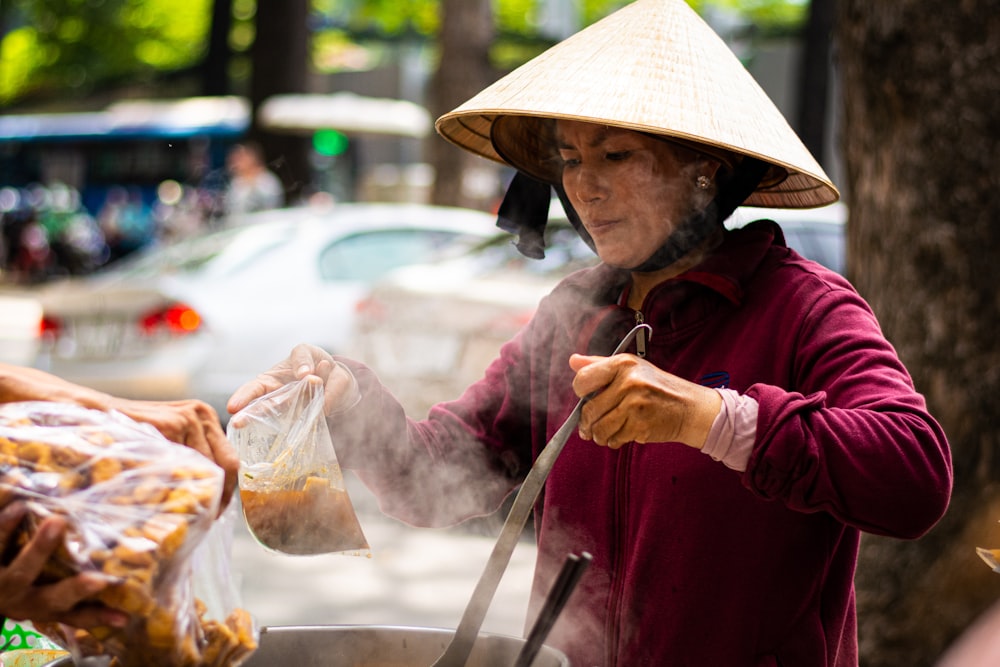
[692, 159, 723, 199]
[698, 158, 723, 183]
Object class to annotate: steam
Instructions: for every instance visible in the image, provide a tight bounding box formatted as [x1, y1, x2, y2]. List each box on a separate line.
[627, 157, 725, 273]
[526, 520, 608, 664]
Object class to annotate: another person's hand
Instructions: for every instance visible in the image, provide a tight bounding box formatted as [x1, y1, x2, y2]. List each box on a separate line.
[227, 344, 359, 419]
[0, 364, 238, 509]
[107, 398, 238, 510]
[0, 503, 128, 630]
[570, 353, 722, 450]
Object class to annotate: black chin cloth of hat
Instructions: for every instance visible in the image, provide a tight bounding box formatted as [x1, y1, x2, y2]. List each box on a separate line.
[496, 171, 595, 260]
[495, 157, 769, 268]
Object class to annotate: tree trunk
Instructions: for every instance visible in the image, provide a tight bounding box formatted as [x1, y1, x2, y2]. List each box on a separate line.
[201, 0, 233, 96]
[250, 0, 312, 204]
[795, 0, 834, 164]
[837, 2, 1000, 665]
[428, 0, 496, 209]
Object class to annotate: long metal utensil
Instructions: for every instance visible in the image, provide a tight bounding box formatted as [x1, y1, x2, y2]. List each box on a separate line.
[430, 323, 652, 667]
[513, 551, 592, 667]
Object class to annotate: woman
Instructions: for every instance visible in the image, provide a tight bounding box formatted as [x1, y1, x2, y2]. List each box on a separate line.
[0, 362, 237, 633]
[228, 1, 952, 664]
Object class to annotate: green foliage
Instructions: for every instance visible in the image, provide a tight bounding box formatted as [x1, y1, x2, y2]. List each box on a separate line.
[310, 0, 804, 39]
[309, 0, 807, 68]
[313, 0, 439, 36]
[694, 0, 808, 35]
[1, 0, 211, 105]
[0, 0, 807, 105]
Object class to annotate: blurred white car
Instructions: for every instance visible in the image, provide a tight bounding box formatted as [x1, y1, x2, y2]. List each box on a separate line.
[350, 203, 847, 417]
[727, 202, 847, 275]
[0, 293, 42, 366]
[349, 221, 598, 416]
[32, 202, 497, 418]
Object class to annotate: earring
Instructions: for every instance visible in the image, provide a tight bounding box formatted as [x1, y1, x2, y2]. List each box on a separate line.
[696, 175, 711, 190]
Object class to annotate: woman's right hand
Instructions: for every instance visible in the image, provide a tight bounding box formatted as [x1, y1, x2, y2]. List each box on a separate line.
[226, 344, 359, 419]
[0, 503, 128, 630]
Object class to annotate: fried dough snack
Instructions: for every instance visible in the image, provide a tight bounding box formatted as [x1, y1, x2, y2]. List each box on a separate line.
[0, 401, 257, 667]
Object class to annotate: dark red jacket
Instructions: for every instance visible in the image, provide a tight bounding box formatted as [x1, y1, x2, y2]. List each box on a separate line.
[336, 221, 952, 667]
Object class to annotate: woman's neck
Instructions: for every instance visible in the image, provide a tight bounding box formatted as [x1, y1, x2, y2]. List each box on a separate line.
[626, 228, 723, 310]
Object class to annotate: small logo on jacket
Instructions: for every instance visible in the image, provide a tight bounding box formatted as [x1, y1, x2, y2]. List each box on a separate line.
[698, 371, 730, 388]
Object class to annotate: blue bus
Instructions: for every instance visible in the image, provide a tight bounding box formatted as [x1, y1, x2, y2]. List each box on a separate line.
[0, 97, 250, 279]
[0, 96, 249, 214]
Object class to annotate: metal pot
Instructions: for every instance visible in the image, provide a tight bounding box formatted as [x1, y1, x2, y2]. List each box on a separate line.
[42, 625, 571, 666]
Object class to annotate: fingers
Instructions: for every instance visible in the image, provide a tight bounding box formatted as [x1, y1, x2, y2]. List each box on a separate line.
[579, 397, 632, 448]
[55, 601, 129, 631]
[111, 398, 237, 510]
[14, 572, 128, 630]
[570, 354, 628, 443]
[228, 344, 333, 415]
[5, 515, 66, 588]
[573, 354, 722, 450]
[0, 515, 76, 622]
[227, 373, 283, 416]
[569, 354, 609, 398]
[174, 401, 238, 511]
[0, 501, 27, 547]
[325, 362, 361, 416]
[32, 572, 112, 616]
[206, 426, 240, 511]
[290, 344, 334, 381]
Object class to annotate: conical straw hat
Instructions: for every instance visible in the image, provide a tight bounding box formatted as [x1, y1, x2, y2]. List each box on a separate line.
[435, 0, 838, 208]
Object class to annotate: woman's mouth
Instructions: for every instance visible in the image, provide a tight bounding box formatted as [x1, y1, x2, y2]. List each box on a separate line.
[585, 218, 621, 234]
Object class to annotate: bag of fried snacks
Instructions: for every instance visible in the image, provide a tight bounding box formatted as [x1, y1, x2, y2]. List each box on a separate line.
[0, 401, 258, 667]
[228, 374, 369, 556]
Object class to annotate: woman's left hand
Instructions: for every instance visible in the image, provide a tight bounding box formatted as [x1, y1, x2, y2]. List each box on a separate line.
[570, 353, 722, 450]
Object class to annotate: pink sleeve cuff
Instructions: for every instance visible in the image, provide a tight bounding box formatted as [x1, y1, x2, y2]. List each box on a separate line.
[701, 388, 759, 472]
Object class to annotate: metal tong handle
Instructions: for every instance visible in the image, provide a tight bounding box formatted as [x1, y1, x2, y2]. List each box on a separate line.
[513, 551, 592, 667]
[431, 323, 652, 667]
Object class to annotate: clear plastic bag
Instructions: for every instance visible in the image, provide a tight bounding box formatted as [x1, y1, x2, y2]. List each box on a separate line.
[228, 375, 369, 556]
[0, 401, 258, 667]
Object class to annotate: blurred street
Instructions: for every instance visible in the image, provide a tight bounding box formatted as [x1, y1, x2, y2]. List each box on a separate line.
[231, 473, 538, 638]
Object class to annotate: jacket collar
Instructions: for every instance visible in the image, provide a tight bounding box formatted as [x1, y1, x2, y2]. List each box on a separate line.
[654, 219, 785, 305]
[556, 218, 784, 315]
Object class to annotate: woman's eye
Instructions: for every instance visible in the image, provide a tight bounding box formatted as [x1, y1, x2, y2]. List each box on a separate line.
[606, 151, 631, 161]
[560, 155, 580, 167]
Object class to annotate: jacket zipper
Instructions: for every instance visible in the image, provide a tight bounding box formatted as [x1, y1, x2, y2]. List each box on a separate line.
[634, 310, 647, 358]
[605, 446, 633, 667]
[603, 306, 644, 665]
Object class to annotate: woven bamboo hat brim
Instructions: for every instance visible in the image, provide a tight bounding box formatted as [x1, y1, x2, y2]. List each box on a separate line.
[435, 0, 839, 209]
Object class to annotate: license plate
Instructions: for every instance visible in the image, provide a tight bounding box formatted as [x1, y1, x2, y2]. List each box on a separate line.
[64, 318, 127, 360]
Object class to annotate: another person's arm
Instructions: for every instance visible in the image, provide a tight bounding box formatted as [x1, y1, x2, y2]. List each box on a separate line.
[0, 363, 238, 507]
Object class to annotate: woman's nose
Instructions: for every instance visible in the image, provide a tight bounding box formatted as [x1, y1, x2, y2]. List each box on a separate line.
[571, 166, 606, 204]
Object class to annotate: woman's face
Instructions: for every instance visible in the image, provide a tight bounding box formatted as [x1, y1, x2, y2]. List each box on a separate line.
[556, 120, 710, 269]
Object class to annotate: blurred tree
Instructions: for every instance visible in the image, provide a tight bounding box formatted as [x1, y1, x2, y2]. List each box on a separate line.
[795, 0, 834, 163]
[0, 0, 211, 105]
[202, 0, 234, 96]
[247, 0, 312, 204]
[425, 0, 493, 208]
[838, 2, 1000, 665]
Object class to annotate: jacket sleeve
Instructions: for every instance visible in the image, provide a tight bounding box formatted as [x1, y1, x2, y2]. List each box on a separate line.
[330, 327, 535, 529]
[743, 284, 952, 539]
